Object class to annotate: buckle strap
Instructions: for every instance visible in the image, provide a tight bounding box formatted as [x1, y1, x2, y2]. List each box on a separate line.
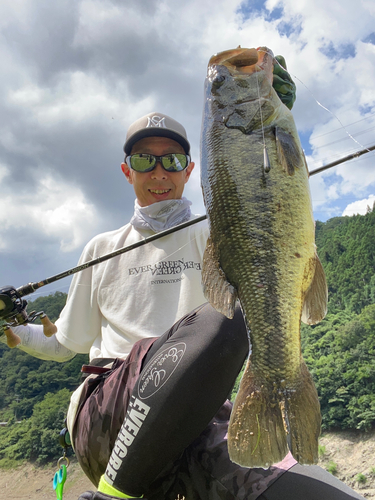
[81, 365, 112, 375]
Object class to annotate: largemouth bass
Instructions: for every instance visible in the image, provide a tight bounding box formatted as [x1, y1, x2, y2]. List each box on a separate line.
[200, 47, 328, 467]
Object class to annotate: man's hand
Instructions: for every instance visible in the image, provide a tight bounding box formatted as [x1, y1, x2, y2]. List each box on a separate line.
[273, 55, 296, 110]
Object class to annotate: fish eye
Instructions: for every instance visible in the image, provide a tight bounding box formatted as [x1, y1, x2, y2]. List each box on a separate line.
[213, 75, 226, 87]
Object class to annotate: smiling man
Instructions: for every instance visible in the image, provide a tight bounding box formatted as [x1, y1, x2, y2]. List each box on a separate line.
[66, 112, 251, 499]
[4, 111, 365, 500]
[122, 136, 194, 206]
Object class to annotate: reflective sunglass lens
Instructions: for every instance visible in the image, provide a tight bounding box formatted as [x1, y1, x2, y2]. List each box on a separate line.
[161, 154, 188, 171]
[128, 154, 154, 172]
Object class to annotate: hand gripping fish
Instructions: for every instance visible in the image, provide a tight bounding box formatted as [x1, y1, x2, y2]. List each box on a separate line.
[200, 47, 328, 468]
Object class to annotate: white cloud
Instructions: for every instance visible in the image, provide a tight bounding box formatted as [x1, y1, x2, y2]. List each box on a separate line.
[309, 170, 334, 215]
[0, 0, 375, 287]
[7, 71, 157, 129]
[342, 194, 375, 216]
[269, 0, 374, 44]
[353, 41, 375, 109]
[0, 168, 102, 252]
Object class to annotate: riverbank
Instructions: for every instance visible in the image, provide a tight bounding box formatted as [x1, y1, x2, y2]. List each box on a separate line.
[1, 429, 374, 499]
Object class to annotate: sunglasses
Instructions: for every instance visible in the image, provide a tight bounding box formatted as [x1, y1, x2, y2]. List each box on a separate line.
[125, 153, 190, 173]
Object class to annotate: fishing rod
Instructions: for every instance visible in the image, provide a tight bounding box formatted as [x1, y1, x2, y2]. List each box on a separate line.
[309, 144, 375, 176]
[1, 143, 374, 340]
[0, 215, 207, 340]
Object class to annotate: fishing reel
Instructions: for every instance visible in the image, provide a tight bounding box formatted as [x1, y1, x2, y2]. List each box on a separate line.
[0, 285, 42, 326]
[0, 285, 57, 347]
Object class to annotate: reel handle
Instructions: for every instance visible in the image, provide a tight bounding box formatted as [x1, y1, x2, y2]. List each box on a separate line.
[4, 326, 21, 348]
[40, 314, 58, 337]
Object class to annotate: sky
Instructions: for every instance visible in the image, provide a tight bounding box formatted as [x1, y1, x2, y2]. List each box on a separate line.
[0, 0, 374, 298]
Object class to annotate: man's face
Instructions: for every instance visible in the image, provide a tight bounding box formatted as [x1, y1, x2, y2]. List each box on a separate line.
[121, 136, 195, 207]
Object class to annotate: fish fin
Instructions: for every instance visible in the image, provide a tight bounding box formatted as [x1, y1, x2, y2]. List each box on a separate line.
[301, 254, 328, 325]
[228, 361, 321, 468]
[228, 362, 289, 467]
[281, 362, 321, 464]
[275, 126, 301, 176]
[202, 237, 238, 319]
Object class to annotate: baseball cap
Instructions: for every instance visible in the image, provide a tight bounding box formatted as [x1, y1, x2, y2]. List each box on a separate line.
[124, 112, 191, 155]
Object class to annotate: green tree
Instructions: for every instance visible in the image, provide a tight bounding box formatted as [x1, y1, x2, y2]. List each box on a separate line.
[302, 304, 375, 430]
[0, 389, 72, 465]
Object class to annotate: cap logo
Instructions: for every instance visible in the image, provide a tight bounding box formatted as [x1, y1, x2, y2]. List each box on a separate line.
[147, 115, 166, 128]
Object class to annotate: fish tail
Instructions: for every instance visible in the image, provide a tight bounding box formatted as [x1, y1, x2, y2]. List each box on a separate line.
[228, 361, 321, 467]
[228, 363, 289, 467]
[281, 362, 321, 465]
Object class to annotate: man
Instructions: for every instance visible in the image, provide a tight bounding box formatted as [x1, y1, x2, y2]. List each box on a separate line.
[3, 111, 365, 500]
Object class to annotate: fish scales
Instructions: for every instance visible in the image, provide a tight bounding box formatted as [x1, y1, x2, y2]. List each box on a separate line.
[200, 47, 328, 467]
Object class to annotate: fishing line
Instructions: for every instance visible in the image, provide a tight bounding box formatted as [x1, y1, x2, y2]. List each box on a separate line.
[313, 125, 375, 149]
[309, 144, 374, 168]
[313, 111, 375, 139]
[289, 71, 371, 153]
[255, 69, 270, 173]
[308, 144, 375, 176]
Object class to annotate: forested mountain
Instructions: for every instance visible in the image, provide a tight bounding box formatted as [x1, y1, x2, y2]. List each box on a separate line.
[302, 205, 375, 431]
[0, 293, 87, 465]
[0, 207, 374, 466]
[315, 207, 375, 313]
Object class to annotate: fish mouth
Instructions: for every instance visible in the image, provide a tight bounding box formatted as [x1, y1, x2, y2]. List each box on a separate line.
[208, 46, 274, 83]
[209, 47, 260, 67]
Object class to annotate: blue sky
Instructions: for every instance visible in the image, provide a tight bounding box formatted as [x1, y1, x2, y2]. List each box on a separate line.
[0, 0, 374, 293]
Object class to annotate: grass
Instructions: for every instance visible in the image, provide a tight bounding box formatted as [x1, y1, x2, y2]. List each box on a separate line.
[327, 461, 338, 475]
[356, 473, 367, 484]
[0, 457, 23, 469]
[318, 444, 326, 457]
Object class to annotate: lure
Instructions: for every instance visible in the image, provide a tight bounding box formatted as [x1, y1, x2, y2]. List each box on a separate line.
[53, 454, 69, 500]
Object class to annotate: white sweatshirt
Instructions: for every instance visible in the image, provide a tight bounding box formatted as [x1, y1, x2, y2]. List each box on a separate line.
[7, 216, 208, 362]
